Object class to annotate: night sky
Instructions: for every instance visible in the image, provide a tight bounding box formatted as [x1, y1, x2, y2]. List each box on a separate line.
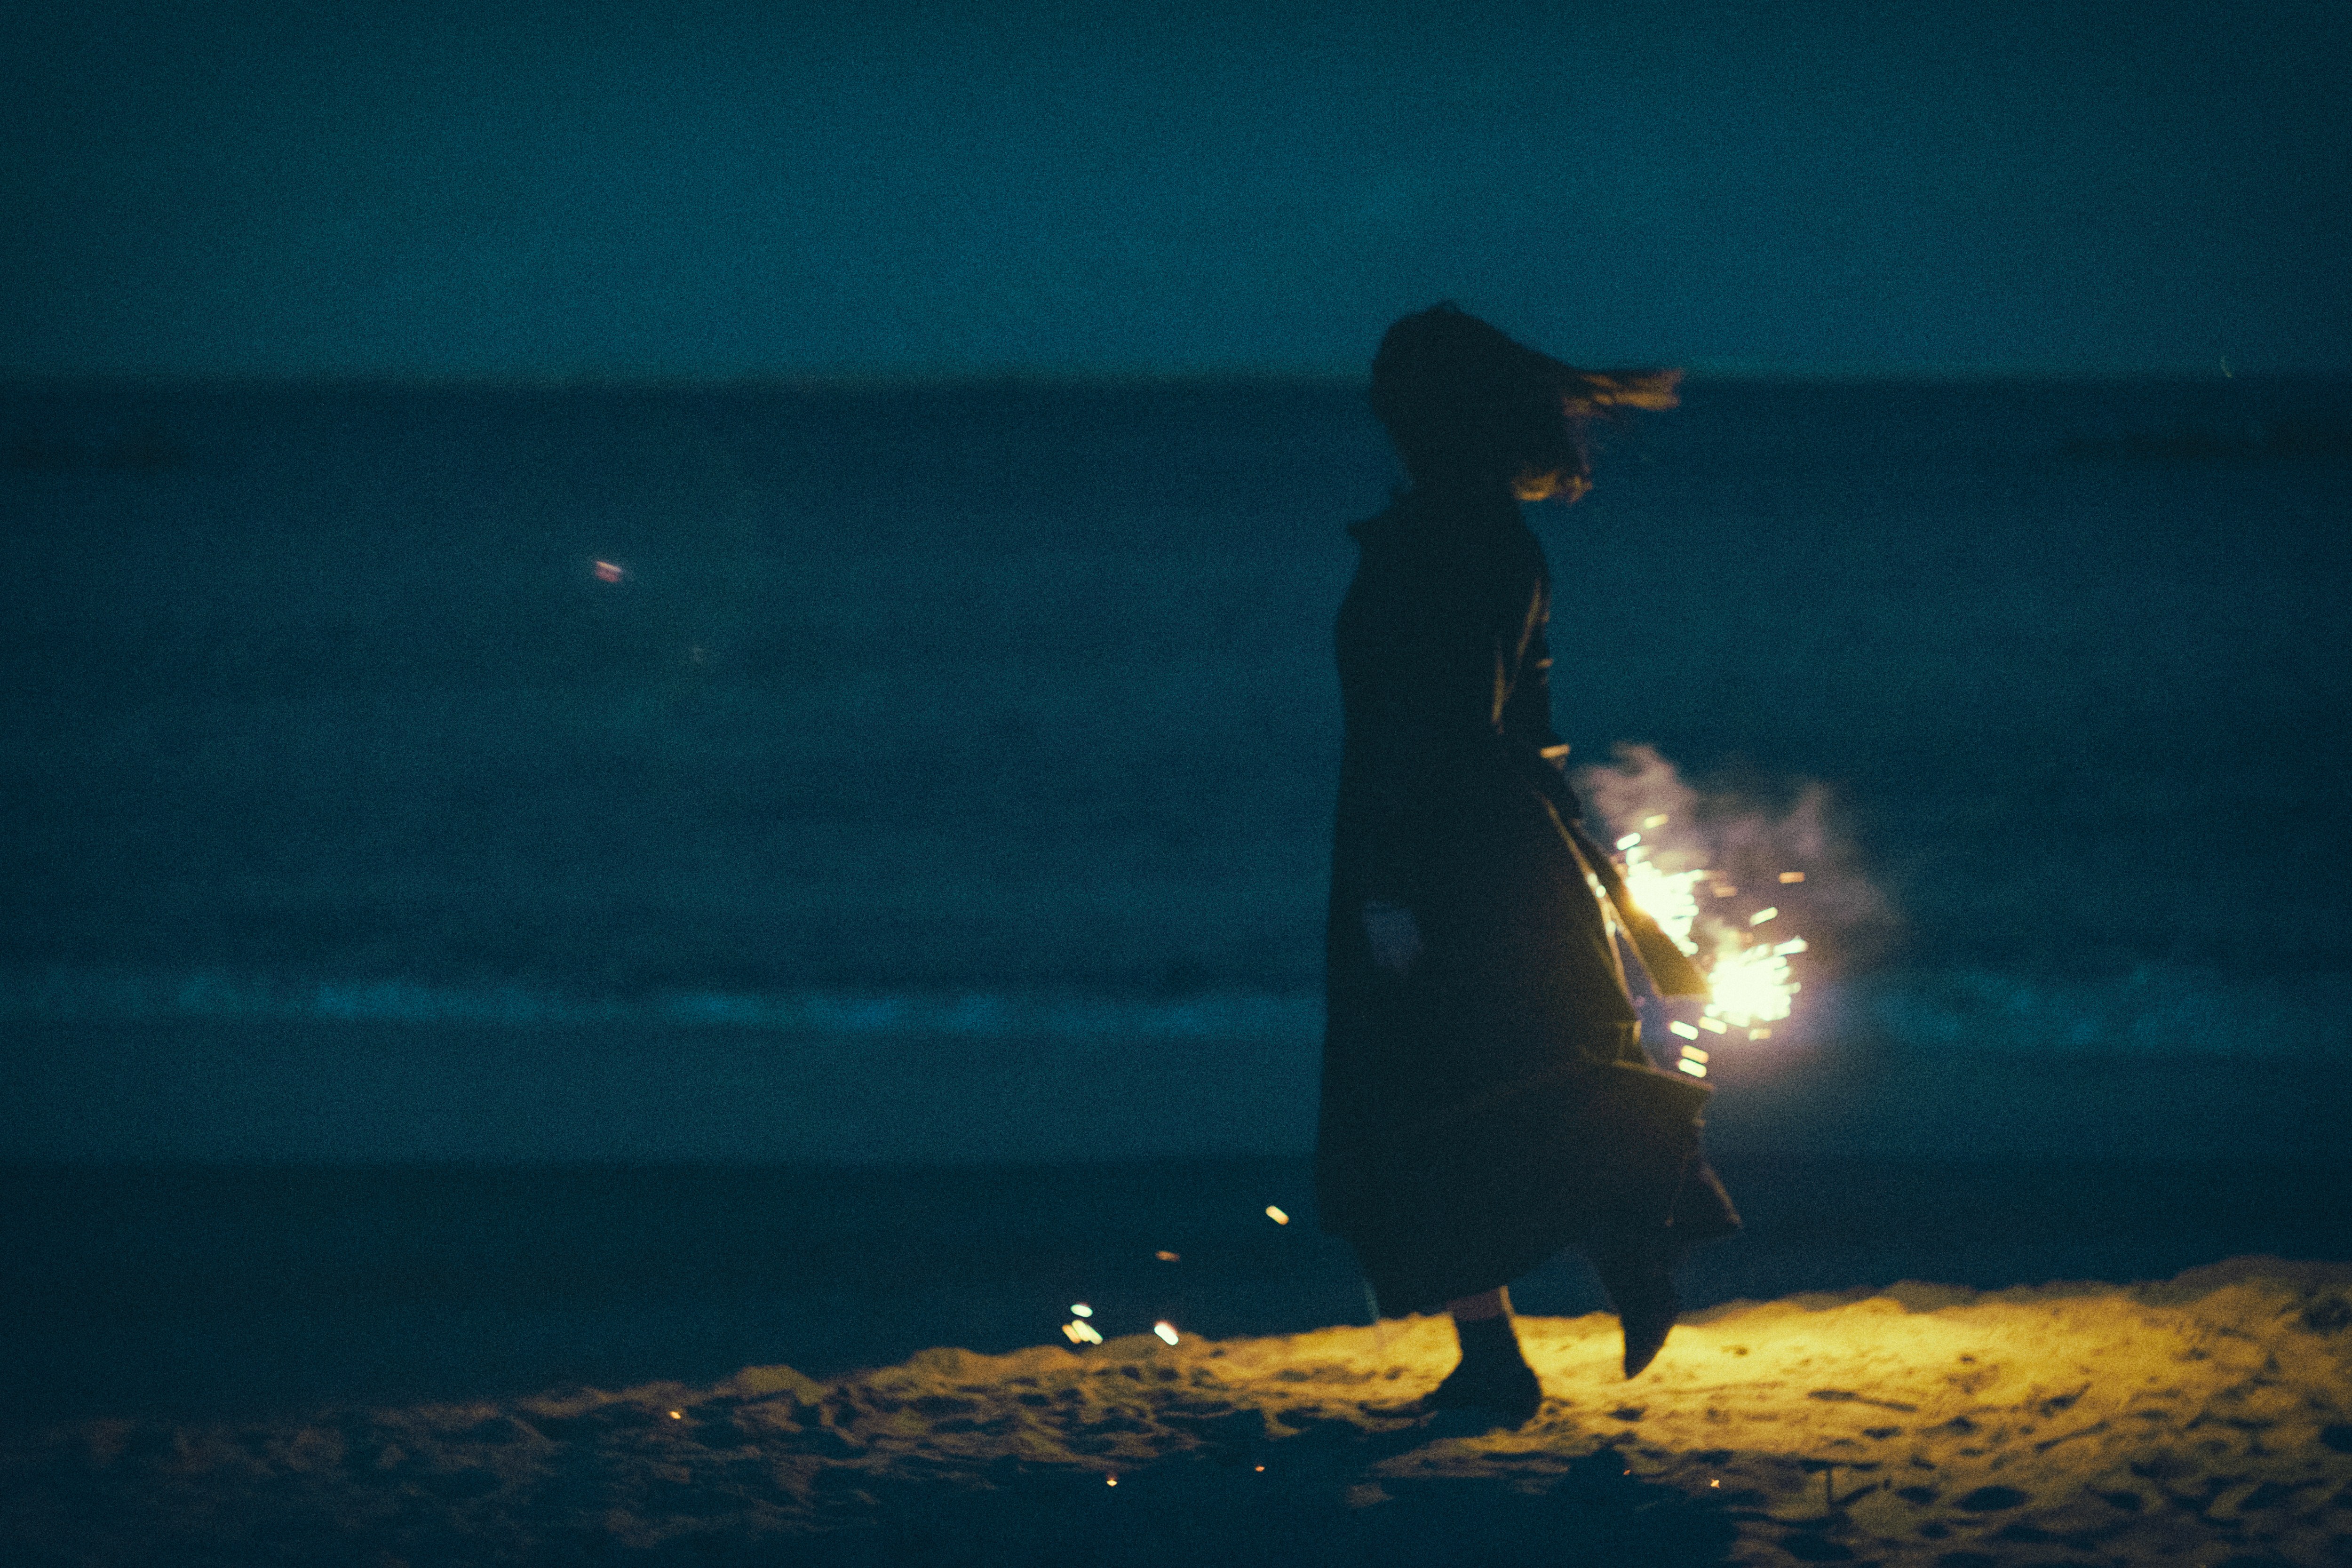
[6, 0, 2346, 380]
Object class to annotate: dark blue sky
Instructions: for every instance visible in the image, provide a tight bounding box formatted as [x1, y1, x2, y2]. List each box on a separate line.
[5, 0, 2345, 378]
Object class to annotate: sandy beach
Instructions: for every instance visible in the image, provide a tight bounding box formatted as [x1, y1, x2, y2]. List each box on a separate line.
[7, 1257, 2348, 1566]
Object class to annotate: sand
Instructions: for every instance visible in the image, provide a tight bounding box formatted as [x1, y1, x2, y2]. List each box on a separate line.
[7, 1257, 2350, 1566]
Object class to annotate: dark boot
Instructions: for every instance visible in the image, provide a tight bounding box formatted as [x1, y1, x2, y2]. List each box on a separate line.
[1424, 1313, 1543, 1425]
[1594, 1228, 1683, 1379]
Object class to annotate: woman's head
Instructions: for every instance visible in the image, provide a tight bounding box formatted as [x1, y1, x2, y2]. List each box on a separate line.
[1368, 303, 1679, 501]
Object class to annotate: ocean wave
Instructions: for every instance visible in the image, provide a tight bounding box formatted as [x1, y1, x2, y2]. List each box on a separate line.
[1, 964, 2342, 1059]
[0, 968, 1320, 1043]
[1846, 965, 2351, 1059]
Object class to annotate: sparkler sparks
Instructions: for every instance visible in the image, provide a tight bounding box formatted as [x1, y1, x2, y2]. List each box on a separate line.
[1704, 938, 1800, 1028]
[1264, 1205, 1289, 1225]
[1062, 1319, 1103, 1345]
[1621, 848, 1706, 955]
[1605, 796, 1810, 1049]
[1153, 1322, 1180, 1346]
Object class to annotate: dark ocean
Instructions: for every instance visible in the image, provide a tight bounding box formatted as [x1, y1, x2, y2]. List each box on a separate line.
[6, 374, 2352, 1425]
[4, 374, 2351, 1164]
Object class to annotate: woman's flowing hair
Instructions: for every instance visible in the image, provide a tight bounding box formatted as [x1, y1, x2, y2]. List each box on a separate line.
[1369, 302, 1680, 497]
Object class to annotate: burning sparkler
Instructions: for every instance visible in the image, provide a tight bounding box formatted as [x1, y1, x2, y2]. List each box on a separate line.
[1607, 811, 1807, 1074]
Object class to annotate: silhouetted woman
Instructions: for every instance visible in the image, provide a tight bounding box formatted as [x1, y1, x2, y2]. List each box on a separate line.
[1317, 304, 1739, 1424]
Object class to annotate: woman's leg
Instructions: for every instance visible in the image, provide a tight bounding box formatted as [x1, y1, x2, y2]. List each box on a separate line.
[1446, 1288, 1509, 1321]
[1428, 1286, 1541, 1421]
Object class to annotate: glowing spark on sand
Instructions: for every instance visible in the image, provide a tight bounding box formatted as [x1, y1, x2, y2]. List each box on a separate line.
[1153, 1321, 1181, 1345]
[1615, 832, 1643, 851]
[1749, 907, 1778, 926]
[1679, 1045, 1708, 1064]
[1642, 814, 1669, 828]
[1698, 1016, 1727, 1034]
[1063, 1319, 1104, 1345]
[1669, 1020, 1700, 1041]
[1677, 1059, 1707, 1077]
[1264, 1205, 1289, 1225]
[1779, 871, 1806, 883]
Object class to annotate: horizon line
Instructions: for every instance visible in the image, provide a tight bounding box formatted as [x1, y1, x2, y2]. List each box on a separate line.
[4, 363, 2338, 390]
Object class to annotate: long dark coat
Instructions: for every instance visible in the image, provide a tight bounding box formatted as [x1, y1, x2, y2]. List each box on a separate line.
[1316, 485, 1737, 1316]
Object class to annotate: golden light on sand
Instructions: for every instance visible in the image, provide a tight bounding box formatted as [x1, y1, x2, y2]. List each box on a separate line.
[16, 1262, 2348, 1565]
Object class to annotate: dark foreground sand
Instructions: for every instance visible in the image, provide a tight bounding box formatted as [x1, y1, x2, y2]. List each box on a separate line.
[7, 1258, 2350, 1567]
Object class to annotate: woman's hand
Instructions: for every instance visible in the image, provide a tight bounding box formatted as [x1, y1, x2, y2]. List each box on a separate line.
[1363, 901, 1423, 976]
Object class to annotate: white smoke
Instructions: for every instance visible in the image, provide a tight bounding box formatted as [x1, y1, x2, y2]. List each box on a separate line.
[1573, 743, 1892, 1041]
